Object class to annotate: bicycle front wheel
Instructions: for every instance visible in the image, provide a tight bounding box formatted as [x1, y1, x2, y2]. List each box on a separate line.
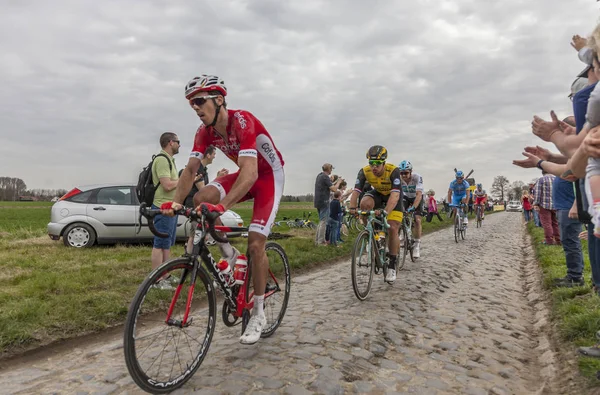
[399, 226, 409, 270]
[243, 242, 291, 338]
[123, 257, 216, 394]
[351, 230, 374, 300]
[454, 214, 459, 243]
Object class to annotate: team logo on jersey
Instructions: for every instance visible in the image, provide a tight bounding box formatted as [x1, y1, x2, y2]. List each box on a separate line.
[393, 178, 401, 185]
[218, 142, 241, 153]
[190, 151, 201, 158]
[261, 143, 277, 163]
[234, 111, 247, 129]
[355, 179, 361, 186]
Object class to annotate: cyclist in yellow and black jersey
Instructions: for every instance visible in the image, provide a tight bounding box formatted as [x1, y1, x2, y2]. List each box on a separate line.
[349, 145, 403, 284]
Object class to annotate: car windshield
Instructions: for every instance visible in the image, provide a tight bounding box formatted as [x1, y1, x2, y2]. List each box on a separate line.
[509, 201, 520, 205]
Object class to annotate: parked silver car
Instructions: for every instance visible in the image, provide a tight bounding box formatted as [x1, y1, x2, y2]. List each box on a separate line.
[506, 200, 523, 212]
[48, 183, 244, 248]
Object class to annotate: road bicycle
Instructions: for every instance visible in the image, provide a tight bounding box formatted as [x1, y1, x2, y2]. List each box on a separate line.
[123, 204, 291, 393]
[351, 210, 390, 301]
[450, 203, 467, 243]
[475, 203, 484, 228]
[399, 210, 416, 269]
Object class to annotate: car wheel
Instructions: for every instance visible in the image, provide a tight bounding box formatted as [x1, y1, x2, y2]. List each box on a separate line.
[63, 223, 96, 248]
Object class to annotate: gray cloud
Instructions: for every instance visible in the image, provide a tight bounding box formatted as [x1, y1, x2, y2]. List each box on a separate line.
[1, 0, 599, 200]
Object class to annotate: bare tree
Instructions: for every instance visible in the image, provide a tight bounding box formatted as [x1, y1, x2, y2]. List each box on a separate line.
[509, 181, 526, 201]
[0, 177, 27, 201]
[491, 176, 510, 201]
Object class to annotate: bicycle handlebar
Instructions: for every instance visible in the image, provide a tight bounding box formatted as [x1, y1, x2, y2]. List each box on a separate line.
[138, 203, 229, 243]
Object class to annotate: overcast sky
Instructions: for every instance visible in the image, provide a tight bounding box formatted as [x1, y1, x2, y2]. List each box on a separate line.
[2, 0, 600, 200]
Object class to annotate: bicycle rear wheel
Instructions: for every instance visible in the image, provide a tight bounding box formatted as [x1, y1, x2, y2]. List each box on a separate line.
[242, 242, 291, 338]
[123, 258, 216, 394]
[351, 230, 374, 300]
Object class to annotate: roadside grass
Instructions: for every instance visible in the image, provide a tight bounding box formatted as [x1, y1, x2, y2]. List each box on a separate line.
[527, 222, 600, 385]
[0, 201, 53, 207]
[0, 206, 51, 240]
[0, 203, 498, 356]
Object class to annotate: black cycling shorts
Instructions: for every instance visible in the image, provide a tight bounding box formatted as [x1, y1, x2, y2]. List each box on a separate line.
[362, 190, 403, 221]
[403, 196, 424, 216]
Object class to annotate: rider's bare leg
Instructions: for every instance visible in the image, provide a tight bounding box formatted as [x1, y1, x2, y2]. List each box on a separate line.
[387, 220, 400, 256]
[248, 232, 268, 309]
[359, 196, 375, 225]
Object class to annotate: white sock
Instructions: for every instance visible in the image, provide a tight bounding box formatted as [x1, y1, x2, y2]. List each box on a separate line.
[253, 295, 264, 316]
[217, 242, 235, 259]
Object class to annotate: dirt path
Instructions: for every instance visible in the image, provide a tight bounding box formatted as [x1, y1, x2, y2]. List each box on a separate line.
[0, 212, 574, 394]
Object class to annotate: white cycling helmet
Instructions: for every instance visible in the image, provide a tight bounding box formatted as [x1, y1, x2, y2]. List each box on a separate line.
[185, 75, 227, 99]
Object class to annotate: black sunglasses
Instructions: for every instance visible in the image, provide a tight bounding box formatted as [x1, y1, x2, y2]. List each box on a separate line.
[189, 95, 218, 107]
[400, 171, 410, 175]
[171, 140, 180, 144]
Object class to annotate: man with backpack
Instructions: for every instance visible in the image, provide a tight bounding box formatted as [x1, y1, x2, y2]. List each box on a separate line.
[150, 132, 180, 289]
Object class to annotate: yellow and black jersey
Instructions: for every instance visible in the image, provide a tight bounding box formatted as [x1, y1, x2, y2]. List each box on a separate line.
[354, 163, 401, 196]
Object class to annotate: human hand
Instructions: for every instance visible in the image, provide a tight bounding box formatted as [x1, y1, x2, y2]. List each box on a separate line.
[216, 168, 229, 178]
[582, 126, 600, 158]
[196, 202, 226, 215]
[524, 145, 552, 161]
[512, 152, 541, 168]
[571, 35, 588, 51]
[569, 205, 578, 219]
[558, 120, 576, 136]
[532, 111, 560, 142]
[160, 201, 182, 217]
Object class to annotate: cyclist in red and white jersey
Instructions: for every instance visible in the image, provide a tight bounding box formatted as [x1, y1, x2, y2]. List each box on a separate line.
[162, 74, 285, 345]
[473, 184, 487, 220]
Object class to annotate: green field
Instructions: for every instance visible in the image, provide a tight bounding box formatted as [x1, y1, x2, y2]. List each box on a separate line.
[0, 200, 485, 356]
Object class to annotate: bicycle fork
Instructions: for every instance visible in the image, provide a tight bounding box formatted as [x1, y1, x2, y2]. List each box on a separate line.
[165, 265, 198, 328]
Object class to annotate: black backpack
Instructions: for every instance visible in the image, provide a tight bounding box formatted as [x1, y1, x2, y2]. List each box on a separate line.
[136, 153, 172, 206]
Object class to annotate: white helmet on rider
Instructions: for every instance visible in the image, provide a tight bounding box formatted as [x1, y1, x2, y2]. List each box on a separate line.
[185, 75, 227, 99]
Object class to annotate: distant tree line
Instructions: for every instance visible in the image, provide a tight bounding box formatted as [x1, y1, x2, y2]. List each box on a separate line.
[0, 177, 67, 201]
[490, 175, 532, 202]
[281, 194, 314, 202]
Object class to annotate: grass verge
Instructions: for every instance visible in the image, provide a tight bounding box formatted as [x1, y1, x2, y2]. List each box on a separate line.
[526, 222, 600, 386]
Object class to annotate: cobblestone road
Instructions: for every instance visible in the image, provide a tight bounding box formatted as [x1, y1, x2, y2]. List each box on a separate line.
[0, 212, 559, 394]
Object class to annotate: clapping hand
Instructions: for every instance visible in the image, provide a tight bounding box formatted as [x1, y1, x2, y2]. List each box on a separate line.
[512, 152, 541, 168]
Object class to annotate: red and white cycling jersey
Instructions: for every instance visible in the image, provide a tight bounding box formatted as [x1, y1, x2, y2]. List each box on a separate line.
[190, 109, 284, 173]
[190, 109, 285, 236]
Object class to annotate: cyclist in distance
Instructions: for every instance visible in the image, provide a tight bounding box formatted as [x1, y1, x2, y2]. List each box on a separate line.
[399, 160, 424, 258]
[349, 145, 404, 283]
[473, 183, 488, 220]
[447, 170, 471, 227]
[161, 74, 285, 345]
